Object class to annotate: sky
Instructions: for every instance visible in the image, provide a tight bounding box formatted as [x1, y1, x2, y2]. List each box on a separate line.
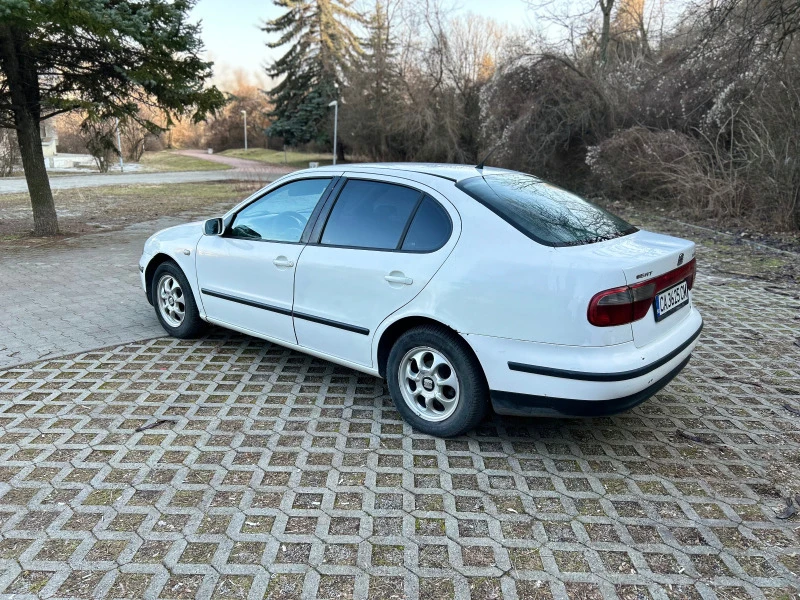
[189, 0, 533, 84]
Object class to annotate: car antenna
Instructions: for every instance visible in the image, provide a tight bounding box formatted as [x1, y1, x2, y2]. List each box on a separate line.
[476, 144, 500, 170]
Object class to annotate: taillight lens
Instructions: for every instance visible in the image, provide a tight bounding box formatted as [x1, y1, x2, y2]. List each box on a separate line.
[588, 258, 696, 327]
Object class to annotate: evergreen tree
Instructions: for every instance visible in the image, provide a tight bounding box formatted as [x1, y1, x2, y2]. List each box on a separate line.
[264, 0, 361, 147]
[0, 0, 225, 236]
[339, 1, 404, 160]
[356, 1, 400, 159]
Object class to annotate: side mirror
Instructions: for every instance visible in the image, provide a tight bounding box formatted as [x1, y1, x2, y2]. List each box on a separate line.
[204, 218, 223, 236]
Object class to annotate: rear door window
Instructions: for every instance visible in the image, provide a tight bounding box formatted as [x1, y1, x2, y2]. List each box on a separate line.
[401, 196, 452, 252]
[457, 173, 637, 247]
[321, 179, 421, 250]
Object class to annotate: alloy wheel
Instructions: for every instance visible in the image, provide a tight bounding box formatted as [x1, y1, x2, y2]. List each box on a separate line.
[156, 274, 185, 328]
[398, 346, 460, 422]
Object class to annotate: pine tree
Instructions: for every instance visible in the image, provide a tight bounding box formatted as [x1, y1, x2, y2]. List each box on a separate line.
[264, 0, 361, 146]
[0, 0, 225, 236]
[341, 0, 401, 159]
[362, 1, 399, 158]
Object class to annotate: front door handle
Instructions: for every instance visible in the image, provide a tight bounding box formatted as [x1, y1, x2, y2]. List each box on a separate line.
[273, 256, 294, 268]
[385, 273, 413, 285]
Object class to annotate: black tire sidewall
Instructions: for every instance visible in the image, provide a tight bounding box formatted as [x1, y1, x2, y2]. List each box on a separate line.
[387, 325, 488, 437]
[152, 262, 204, 338]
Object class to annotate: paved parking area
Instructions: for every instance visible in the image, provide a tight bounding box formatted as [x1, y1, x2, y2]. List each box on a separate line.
[0, 268, 798, 599]
[0, 216, 183, 368]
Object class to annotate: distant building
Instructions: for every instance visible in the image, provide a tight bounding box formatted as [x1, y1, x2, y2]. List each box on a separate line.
[41, 123, 58, 158]
[0, 124, 59, 166]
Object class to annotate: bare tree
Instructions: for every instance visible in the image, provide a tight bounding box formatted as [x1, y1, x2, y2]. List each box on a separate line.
[81, 117, 119, 173]
[599, 0, 615, 62]
[0, 128, 19, 176]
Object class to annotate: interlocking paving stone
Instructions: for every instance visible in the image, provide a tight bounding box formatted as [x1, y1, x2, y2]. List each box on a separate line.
[0, 269, 798, 599]
[0, 216, 211, 369]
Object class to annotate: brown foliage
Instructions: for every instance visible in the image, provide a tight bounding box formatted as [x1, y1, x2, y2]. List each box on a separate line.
[476, 0, 800, 230]
[201, 71, 272, 152]
[0, 128, 20, 176]
[481, 55, 611, 185]
[587, 128, 748, 221]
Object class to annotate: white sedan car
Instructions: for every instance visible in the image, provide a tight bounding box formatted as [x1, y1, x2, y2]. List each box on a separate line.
[139, 163, 702, 437]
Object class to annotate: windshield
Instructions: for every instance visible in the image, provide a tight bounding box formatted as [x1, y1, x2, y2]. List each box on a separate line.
[457, 173, 637, 247]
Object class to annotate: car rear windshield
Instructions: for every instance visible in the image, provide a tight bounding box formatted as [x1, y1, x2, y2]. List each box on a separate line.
[457, 173, 637, 247]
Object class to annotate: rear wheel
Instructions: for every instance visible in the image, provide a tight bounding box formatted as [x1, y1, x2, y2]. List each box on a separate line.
[387, 325, 488, 437]
[152, 262, 205, 338]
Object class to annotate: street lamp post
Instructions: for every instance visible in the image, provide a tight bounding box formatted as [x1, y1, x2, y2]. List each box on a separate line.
[328, 100, 338, 166]
[241, 110, 247, 152]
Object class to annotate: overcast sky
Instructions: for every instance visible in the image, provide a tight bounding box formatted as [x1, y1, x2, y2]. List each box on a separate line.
[190, 0, 533, 84]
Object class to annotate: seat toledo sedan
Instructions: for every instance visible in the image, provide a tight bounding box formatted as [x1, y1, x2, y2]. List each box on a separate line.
[139, 163, 702, 437]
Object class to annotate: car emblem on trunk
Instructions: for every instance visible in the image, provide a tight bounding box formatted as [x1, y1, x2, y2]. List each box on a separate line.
[677, 252, 684, 266]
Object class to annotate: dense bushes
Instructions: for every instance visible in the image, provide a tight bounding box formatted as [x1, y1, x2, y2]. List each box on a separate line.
[579, 50, 800, 229]
[490, 2, 800, 231]
[481, 56, 611, 187]
[332, 0, 800, 232]
[586, 128, 747, 220]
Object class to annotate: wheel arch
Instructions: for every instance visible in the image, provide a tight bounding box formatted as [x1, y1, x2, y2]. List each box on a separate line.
[144, 253, 177, 305]
[375, 315, 486, 383]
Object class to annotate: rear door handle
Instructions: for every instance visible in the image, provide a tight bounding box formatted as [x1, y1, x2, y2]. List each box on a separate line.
[273, 256, 294, 268]
[384, 274, 413, 285]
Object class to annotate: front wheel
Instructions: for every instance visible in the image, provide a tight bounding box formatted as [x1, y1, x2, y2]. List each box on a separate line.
[386, 325, 488, 437]
[152, 262, 206, 339]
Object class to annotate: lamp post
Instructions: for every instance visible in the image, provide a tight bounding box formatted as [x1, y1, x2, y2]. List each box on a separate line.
[241, 110, 248, 152]
[327, 100, 338, 165]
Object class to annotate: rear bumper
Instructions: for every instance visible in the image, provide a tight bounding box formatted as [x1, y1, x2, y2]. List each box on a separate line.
[465, 307, 702, 417]
[490, 355, 691, 417]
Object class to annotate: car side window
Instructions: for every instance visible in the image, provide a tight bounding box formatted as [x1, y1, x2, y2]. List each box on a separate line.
[321, 179, 421, 250]
[401, 196, 452, 252]
[229, 178, 332, 242]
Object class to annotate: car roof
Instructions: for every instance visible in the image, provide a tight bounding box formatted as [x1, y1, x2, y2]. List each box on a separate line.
[308, 162, 515, 183]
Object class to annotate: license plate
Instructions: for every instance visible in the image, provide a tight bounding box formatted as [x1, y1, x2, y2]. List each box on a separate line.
[654, 280, 689, 321]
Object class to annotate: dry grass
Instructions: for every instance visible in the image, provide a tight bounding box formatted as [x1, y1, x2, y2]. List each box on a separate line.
[0, 181, 262, 249]
[221, 147, 334, 169]
[139, 150, 232, 172]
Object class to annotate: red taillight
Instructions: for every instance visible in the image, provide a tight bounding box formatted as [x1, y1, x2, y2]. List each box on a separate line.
[588, 258, 696, 327]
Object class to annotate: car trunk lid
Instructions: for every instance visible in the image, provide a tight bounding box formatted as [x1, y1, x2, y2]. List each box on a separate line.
[582, 231, 697, 348]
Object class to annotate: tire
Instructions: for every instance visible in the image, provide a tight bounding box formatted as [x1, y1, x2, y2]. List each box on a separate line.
[151, 261, 206, 339]
[387, 324, 489, 437]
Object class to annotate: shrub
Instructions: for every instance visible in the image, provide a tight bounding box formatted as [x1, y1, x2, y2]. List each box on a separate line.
[0, 128, 20, 176]
[81, 117, 120, 173]
[587, 127, 747, 220]
[481, 56, 611, 188]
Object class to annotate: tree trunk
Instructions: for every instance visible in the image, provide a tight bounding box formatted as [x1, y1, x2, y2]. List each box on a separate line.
[0, 23, 59, 235]
[600, 0, 614, 64]
[15, 113, 59, 236]
[337, 140, 345, 163]
[638, 10, 651, 57]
